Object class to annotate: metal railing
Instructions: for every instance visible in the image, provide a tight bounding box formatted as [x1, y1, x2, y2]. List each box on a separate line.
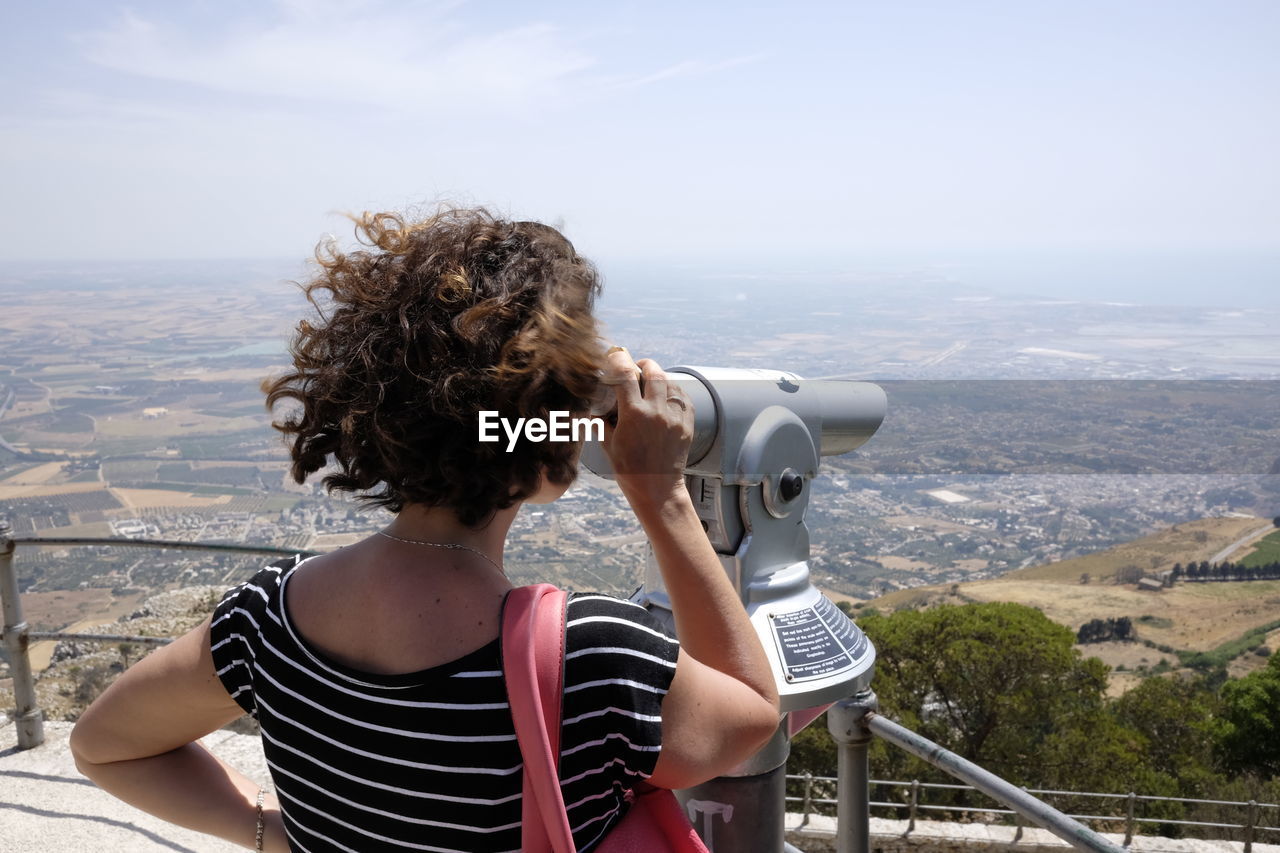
[786, 773, 1280, 851]
[1, 522, 1268, 853]
[0, 520, 315, 747]
[821, 696, 1128, 853]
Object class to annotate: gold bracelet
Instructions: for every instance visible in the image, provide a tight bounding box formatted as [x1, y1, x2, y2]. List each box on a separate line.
[255, 788, 266, 852]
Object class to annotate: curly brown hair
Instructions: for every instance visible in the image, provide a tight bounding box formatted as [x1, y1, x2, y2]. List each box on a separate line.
[263, 207, 604, 526]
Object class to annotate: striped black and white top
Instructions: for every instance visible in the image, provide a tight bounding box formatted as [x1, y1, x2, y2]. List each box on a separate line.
[210, 558, 680, 853]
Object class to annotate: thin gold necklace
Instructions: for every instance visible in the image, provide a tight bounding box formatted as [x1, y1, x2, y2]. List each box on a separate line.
[376, 530, 505, 574]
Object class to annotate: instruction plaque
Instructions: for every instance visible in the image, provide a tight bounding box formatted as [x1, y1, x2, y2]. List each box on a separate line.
[769, 595, 870, 682]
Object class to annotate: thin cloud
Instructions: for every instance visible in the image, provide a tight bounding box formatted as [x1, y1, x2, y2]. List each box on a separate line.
[610, 53, 768, 90]
[73, 2, 597, 112]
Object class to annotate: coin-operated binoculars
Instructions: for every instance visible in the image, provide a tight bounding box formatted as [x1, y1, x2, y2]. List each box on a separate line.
[581, 366, 887, 852]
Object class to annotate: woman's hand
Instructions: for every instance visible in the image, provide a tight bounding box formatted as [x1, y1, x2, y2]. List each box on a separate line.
[597, 348, 781, 787]
[600, 349, 694, 512]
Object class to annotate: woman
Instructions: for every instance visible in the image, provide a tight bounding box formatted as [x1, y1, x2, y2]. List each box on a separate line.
[70, 208, 780, 852]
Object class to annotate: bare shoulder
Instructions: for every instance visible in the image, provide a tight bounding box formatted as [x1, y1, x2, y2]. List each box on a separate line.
[282, 543, 509, 675]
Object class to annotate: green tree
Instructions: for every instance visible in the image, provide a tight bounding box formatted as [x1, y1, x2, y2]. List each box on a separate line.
[1110, 676, 1218, 786]
[1036, 710, 1174, 816]
[1215, 652, 1280, 777]
[786, 602, 1280, 819]
[856, 603, 1126, 791]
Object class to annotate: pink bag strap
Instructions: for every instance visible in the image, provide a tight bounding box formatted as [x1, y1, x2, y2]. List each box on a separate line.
[502, 584, 576, 853]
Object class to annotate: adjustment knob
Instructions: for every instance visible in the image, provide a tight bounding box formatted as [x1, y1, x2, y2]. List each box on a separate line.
[779, 468, 804, 502]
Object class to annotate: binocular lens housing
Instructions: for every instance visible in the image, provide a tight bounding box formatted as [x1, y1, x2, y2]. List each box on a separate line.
[582, 366, 887, 479]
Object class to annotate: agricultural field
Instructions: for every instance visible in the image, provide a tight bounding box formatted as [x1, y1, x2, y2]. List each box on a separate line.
[18, 587, 152, 671]
[953, 577, 1280, 653]
[1240, 529, 1280, 568]
[0, 461, 72, 486]
[112, 488, 237, 509]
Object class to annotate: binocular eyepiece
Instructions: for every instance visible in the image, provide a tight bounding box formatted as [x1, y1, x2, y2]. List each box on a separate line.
[581, 365, 886, 479]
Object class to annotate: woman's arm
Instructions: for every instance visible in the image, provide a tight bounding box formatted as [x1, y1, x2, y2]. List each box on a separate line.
[601, 351, 781, 789]
[69, 616, 288, 851]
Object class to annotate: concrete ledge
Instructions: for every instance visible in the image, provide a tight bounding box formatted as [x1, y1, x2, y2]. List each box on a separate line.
[1, 720, 272, 852]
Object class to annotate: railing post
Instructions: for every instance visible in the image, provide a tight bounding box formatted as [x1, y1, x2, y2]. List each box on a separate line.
[1014, 786, 1026, 842]
[1245, 799, 1257, 853]
[907, 778, 919, 835]
[798, 771, 813, 830]
[1124, 792, 1136, 846]
[827, 688, 877, 853]
[0, 519, 45, 749]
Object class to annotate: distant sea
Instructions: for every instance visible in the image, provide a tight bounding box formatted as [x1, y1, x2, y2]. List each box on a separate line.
[5, 248, 1277, 310]
[917, 248, 1280, 310]
[604, 247, 1280, 311]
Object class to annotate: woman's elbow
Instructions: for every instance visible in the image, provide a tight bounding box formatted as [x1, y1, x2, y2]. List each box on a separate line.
[69, 720, 100, 773]
[742, 696, 782, 755]
[69, 710, 117, 770]
[715, 693, 783, 768]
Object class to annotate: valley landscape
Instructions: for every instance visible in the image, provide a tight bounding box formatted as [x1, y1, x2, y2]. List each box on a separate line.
[2, 261, 1279, 701]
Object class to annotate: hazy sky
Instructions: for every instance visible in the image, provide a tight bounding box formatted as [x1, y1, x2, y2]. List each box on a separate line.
[2, 0, 1277, 269]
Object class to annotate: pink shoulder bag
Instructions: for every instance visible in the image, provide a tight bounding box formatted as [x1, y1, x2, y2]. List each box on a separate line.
[502, 584, 710, 853]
